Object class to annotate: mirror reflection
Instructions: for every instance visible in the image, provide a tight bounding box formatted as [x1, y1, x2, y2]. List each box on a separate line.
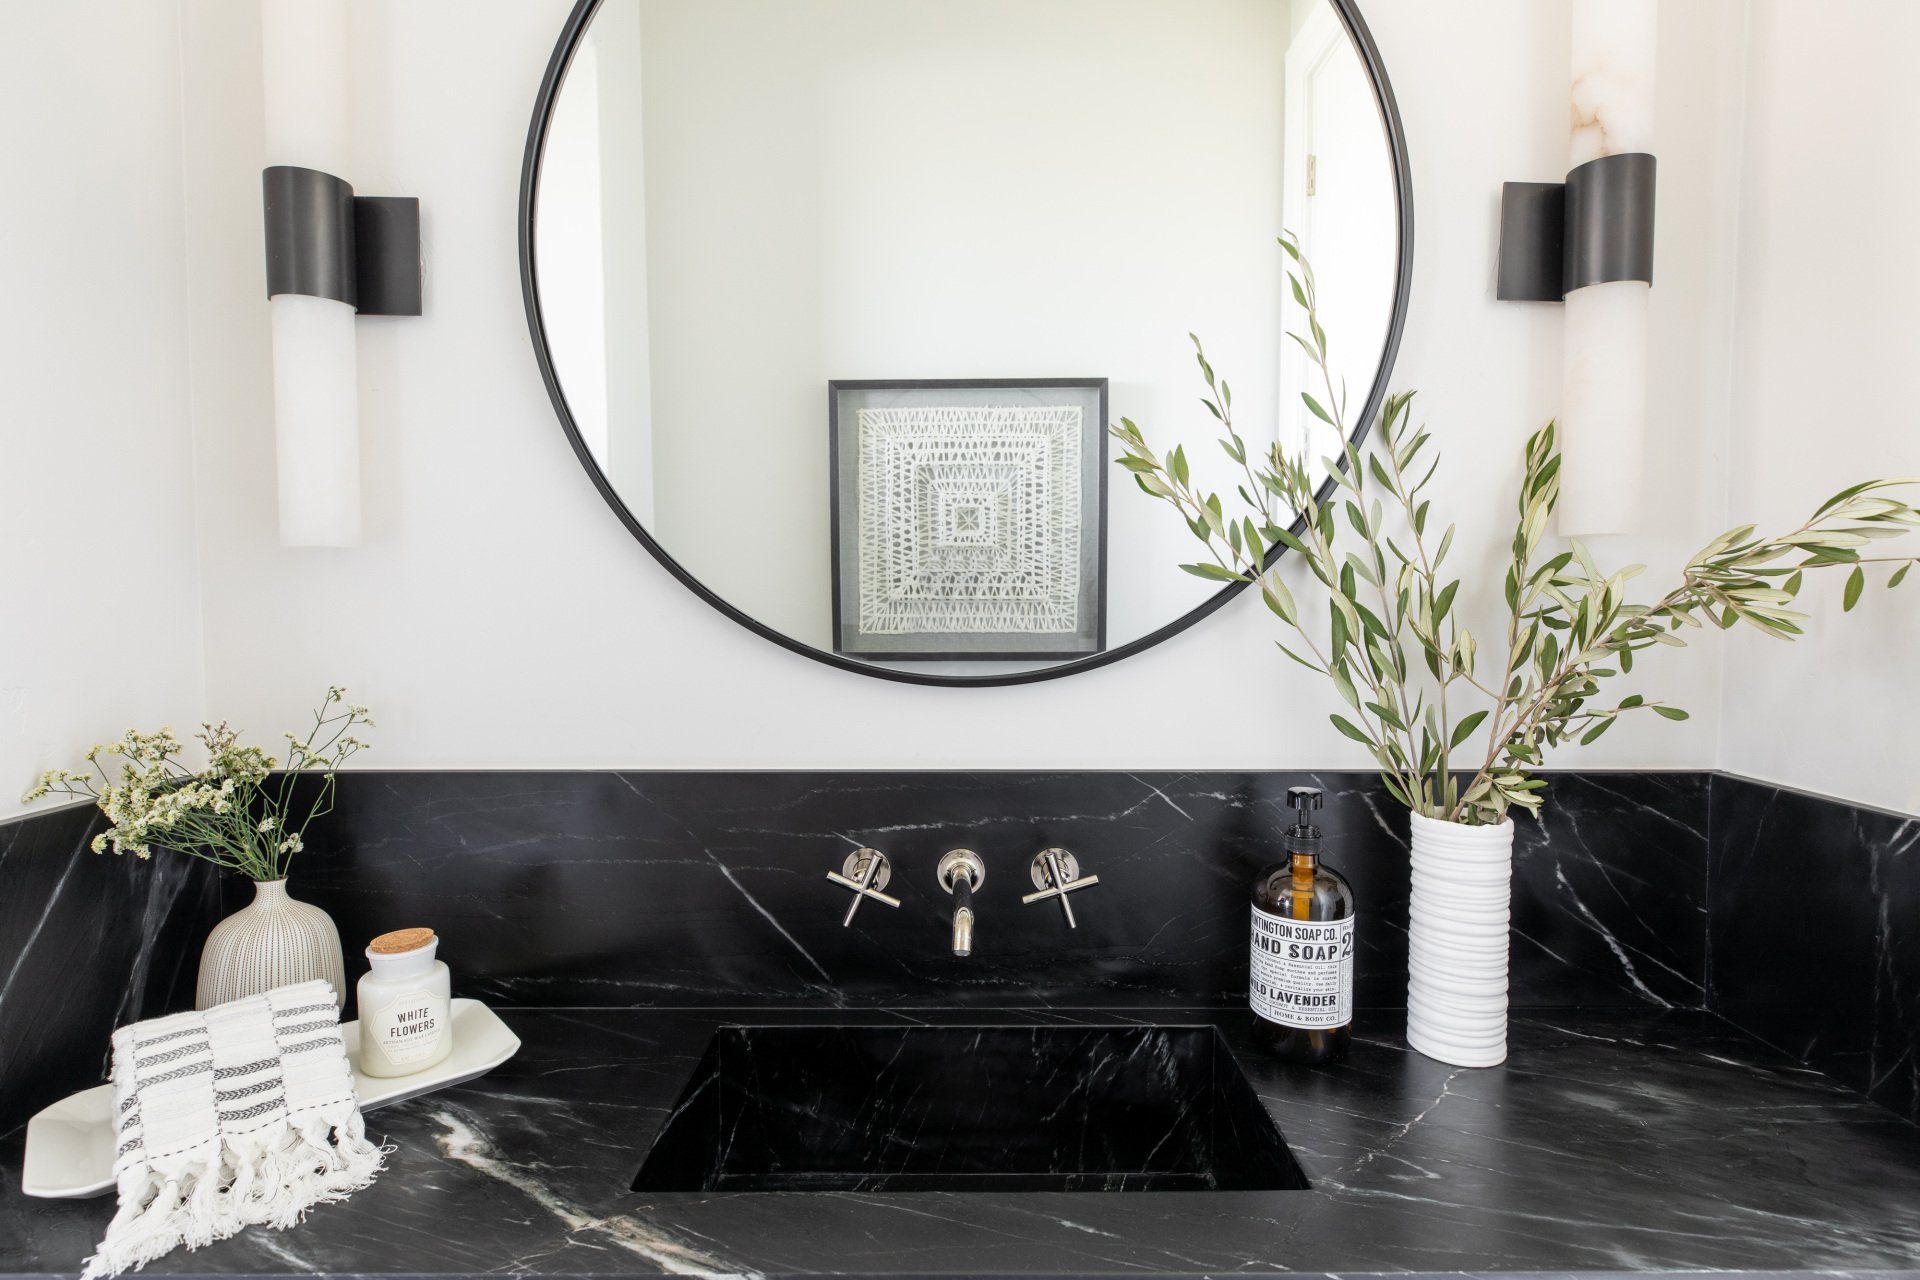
[533, 0, 1402, 678]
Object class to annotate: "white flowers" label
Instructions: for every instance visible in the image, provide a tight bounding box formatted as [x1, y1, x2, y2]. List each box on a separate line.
[367, 991, 446, 1066]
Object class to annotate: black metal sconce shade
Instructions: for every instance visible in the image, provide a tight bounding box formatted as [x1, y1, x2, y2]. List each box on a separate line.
[1497, 151, 1656, 302]
[262, 165, 422, 316]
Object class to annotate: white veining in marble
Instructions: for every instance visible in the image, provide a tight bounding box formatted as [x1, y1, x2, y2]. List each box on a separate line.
[434, 1106, 757, 1279]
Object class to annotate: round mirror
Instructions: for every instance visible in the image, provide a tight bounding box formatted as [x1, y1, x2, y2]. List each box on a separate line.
[523, 0, 1409, 685]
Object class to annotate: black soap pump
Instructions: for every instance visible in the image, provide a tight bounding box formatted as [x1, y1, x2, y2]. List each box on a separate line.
[1249, 786, 1355, 1063]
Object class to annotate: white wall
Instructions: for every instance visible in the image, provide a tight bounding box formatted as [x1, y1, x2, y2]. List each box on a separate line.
[532, 37, 611, 468]
[1717, 1, 1920, 816]
[40, 1, 1909, 823]
[159, 0, 1741, 781]
[0, 4, 206, 821]
[592, 1, 657, 526]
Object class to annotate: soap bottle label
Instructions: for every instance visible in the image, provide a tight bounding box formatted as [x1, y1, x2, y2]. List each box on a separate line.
[1249, 905, 1354, 1029]
[367, 991, 447, 1066]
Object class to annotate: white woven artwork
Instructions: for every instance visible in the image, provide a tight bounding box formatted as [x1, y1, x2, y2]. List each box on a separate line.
[856, 405, 1083, 636]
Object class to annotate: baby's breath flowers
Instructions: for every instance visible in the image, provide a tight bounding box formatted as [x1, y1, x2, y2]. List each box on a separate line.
[22, 688, 373, 880]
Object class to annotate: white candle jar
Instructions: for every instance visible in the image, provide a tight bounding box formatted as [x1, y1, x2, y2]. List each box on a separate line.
[356, 928, 453, 1078]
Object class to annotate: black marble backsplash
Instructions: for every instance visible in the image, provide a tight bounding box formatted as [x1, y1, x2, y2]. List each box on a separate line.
[0, 768, 1912, 1133]
[1710, 774, 1920, 1123]
[0, 802, 218, 1137]
[252, 770, 1707, 1019]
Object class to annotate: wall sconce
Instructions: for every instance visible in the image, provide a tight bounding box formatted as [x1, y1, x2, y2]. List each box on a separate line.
[260, 0, 421, 547]
[1497, 0, 1656, 536]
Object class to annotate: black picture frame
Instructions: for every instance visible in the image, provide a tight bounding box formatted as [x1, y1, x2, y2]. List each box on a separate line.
[828, 379, 1109, 663]
[519, 0, 1412, 687]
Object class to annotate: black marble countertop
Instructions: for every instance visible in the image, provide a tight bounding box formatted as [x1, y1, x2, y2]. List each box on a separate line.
[6, 1006, 1920, 1279]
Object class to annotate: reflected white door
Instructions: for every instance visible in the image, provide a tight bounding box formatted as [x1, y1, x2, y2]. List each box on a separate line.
[1280, 0, 1396, 465]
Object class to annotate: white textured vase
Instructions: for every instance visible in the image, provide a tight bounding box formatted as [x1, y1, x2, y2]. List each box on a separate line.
[1406, 812, 1515, 1067]
[196, 879, 346, 1010]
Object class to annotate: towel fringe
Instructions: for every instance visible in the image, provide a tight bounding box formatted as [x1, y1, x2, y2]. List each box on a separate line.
[81, 1101, 387, 1279]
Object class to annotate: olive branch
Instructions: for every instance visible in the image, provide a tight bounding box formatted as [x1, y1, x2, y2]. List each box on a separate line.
[1111, 233, 1920, 826]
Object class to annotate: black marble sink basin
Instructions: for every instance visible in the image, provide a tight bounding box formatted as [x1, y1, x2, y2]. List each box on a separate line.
[631, 1024, 1310, 1192]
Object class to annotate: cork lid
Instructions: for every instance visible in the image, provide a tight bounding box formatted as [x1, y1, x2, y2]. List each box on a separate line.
[369, 927, 436, 955]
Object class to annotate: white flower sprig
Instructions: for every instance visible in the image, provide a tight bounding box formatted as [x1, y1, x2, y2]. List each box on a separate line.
[23, 688, 374, 880]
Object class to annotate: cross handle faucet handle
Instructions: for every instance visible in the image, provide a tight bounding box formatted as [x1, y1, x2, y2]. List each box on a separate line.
[826, 848, 901, 926]
[1020, 847, 1099, 929]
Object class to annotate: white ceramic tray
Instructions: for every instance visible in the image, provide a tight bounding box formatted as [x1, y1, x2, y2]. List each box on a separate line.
[22, 998, 520, 1199]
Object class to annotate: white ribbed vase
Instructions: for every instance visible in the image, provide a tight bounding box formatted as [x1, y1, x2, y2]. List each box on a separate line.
[1406, 812, 1515, 1068]
[195, 879, 345, 1010]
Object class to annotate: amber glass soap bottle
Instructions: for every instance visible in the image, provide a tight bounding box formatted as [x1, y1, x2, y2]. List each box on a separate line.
[1250, 786, 1355, 1063]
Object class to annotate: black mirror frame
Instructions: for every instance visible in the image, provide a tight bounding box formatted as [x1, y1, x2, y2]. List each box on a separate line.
[518, 0, 1413, 688]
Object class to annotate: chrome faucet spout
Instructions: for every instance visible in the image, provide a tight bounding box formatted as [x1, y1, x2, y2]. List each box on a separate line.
[951, 876, 975, 956]
[937, 849, 986, 958]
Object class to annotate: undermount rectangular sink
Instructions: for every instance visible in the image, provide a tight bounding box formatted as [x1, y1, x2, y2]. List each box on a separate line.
[630, 1024, 1309, 1192]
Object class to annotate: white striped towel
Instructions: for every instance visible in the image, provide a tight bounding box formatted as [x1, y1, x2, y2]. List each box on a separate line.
[84, 980, 386, 1278]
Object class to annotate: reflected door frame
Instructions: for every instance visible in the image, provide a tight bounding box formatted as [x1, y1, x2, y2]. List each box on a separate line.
[1280, 0, 1356, 455]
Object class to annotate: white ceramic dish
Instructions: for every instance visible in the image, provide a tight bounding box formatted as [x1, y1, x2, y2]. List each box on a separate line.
[22, 998, 520, 1199]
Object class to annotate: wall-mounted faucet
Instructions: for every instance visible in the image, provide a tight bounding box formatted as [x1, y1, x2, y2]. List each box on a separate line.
[936, 849, 986, 956]
[835, 844, 1095, 950]
[826, 847, 901, 926]
[1021, 847, 1099, 929]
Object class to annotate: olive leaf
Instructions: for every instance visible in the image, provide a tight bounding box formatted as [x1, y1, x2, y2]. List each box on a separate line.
[1107, 234, 1920, 826]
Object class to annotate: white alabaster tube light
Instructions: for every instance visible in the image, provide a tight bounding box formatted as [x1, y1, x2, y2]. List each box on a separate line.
[262, 0, 360, 547]
[1557, 0, 1656, 536]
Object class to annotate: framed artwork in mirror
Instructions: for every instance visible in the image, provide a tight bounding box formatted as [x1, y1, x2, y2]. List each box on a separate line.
[829, 379, 1108, 661]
